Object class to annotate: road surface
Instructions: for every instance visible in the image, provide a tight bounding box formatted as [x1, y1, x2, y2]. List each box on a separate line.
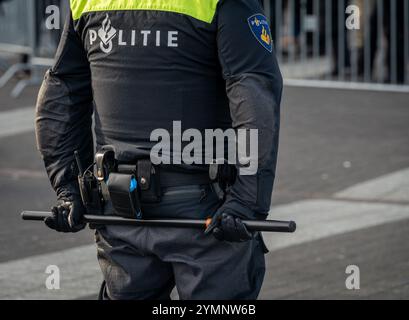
[0, 78, 408, 299]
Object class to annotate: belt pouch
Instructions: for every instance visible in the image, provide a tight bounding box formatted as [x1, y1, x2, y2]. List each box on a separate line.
[107, 173, 142, 219]
[137, 159, 161, 203]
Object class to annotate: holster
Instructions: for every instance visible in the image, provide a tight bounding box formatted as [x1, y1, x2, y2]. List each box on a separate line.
[78, 172, 104, 215]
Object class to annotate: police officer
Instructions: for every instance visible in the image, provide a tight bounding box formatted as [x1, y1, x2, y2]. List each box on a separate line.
[36, 0, 282, 300]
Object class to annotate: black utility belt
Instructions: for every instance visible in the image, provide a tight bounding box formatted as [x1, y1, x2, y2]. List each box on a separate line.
[118, 164, 211, 188]
[79, 158, 212, 220]
[77, 146, 236, 220]
[107, 162, 213, 220]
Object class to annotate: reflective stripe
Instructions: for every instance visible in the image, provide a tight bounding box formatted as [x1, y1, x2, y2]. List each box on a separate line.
[70, 0, 219, 23]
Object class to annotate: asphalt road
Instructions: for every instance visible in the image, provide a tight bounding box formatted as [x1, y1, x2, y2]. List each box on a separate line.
[0, 77, 408, 299]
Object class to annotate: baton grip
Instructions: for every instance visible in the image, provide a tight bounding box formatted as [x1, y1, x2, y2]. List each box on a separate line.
[244, 220, 296, 233]
[21, 211, 47, 221]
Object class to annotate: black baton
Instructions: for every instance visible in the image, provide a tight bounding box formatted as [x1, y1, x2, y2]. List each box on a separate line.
[21, 211, 296, 233]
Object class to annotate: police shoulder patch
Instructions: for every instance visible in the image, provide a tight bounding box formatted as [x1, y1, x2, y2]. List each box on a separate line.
[247, 14, 273, 52]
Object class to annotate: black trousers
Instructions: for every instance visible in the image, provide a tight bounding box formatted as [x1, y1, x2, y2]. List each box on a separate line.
[95, 184, 267, 300]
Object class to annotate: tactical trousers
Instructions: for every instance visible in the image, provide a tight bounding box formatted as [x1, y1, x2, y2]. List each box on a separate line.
[95, 184, 267, 300]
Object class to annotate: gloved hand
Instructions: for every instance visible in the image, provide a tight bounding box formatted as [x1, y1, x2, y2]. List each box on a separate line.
[205, 212, 253, 242]
[44, 193, 86, 233]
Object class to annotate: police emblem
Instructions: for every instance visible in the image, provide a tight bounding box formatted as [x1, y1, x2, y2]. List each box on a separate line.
[247, 14, 273, 52]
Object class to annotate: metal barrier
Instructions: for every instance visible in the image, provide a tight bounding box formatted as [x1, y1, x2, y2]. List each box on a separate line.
[0, 0, 68, 97]
[0, 0, 34, 47]
[264, 0, 409, 89]
[0, 0, 34, 95]
[1, 0, 408, 96]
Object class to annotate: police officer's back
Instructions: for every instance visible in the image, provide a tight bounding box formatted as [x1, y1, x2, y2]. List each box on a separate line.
[36, 0, 283, 299]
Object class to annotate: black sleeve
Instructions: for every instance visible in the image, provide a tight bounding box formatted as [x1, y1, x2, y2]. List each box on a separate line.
[216, 0, 283, 218]
[35, 13, 94, 199]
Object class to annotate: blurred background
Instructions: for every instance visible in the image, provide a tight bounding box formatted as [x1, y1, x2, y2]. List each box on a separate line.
[0, 0, 408, 300]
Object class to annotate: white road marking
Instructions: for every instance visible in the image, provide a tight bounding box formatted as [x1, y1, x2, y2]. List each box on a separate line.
[0, 245, 101, 300]
[1, 168, 408, 299]
[0, 107, 35, 138]
[263, 199, 409, 251]
[334, 168, 409, 203]
[284, 78, 409, 93]
[0, 168, 45, 179]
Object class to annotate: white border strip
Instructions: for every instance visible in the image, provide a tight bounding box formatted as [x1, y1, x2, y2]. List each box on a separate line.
[284, 78, 409, 93]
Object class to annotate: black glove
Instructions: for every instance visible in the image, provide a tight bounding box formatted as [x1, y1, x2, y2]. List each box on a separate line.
[205, 212, 253, 242]
[44, 193, 86, 233]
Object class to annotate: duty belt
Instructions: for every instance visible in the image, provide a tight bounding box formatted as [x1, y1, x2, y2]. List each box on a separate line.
[117, 164, 211, 188]
[98, 161, 212, 219]
[77, 147, 234, 220]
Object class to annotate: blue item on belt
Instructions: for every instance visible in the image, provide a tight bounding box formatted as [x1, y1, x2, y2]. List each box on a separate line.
[130, 177, 137, 192]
